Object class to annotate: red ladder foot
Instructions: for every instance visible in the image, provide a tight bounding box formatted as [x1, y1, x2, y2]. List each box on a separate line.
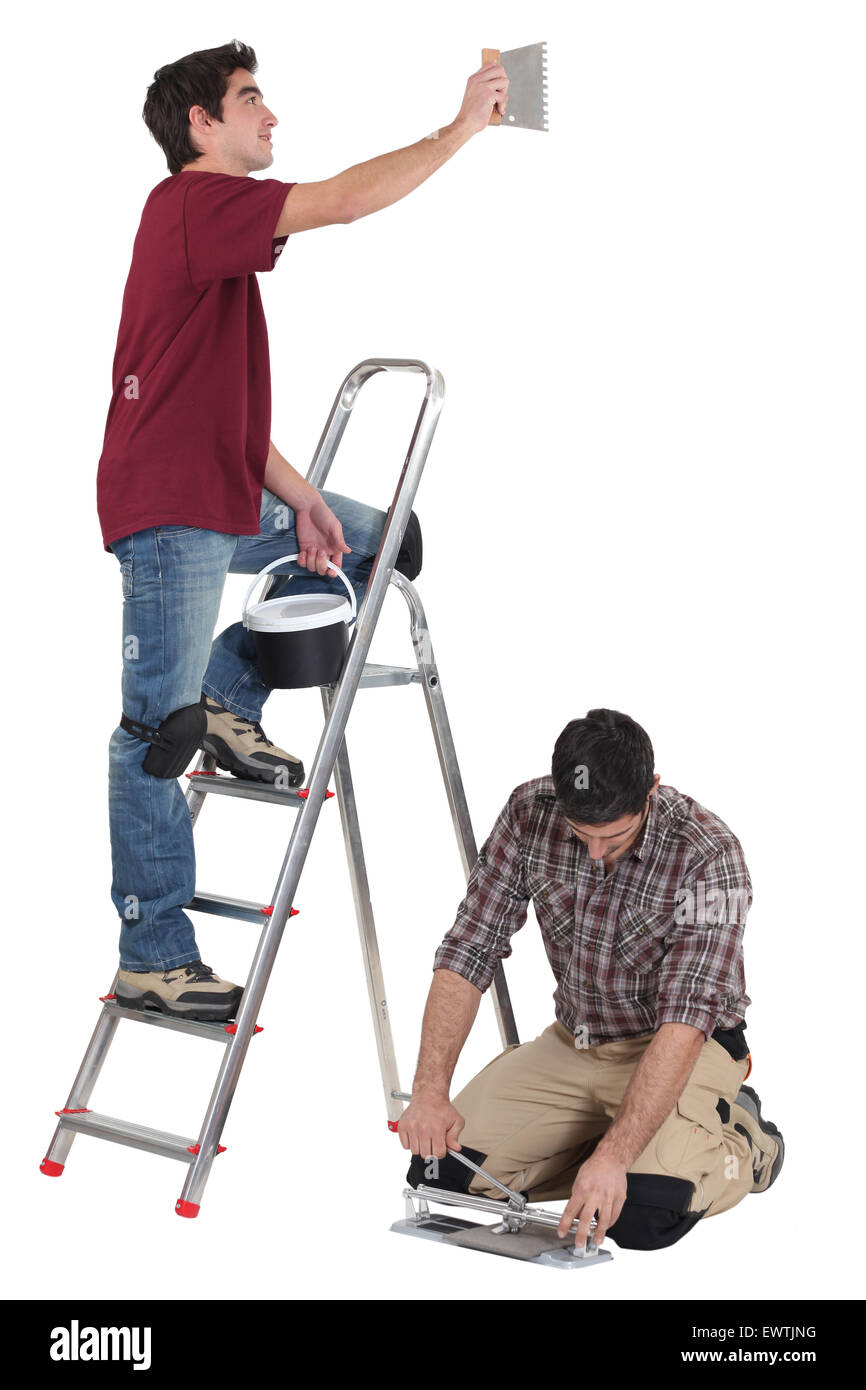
[40, 1159, 65, 1177]
[175, 1199, 200, 1218]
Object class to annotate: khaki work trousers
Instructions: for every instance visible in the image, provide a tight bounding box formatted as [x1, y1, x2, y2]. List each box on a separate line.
[449, 1023, 753, 1243]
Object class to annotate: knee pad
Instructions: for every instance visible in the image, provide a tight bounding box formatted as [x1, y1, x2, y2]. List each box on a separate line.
[120, 697, 206, 779]
[607, 1173, 703, 1251]
[407, 1143, 488, 1193]
[395, 509, 423, 582]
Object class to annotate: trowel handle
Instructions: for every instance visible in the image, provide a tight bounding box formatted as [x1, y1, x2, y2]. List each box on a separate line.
[482, 48, 503, 125]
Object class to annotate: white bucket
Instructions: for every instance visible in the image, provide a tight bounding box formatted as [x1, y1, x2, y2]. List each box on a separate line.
[242, 554, 357, 688]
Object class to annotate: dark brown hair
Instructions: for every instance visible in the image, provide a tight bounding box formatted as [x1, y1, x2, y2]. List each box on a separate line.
[552, 709, 655, 824]
[143, 39, 258, 176]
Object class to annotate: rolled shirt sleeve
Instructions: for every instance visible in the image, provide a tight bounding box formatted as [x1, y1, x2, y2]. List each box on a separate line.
[433, 790, 530, 992]
[655, 848, 753, 1037]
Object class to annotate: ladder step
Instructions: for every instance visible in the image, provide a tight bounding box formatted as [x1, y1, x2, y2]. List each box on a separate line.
[101, 1000, 236, 1042]
[359, 662, 421, 688]
[188, 892, 273, 925]
[186, 772, 311, 807]
[55, 1110, 201, 1163]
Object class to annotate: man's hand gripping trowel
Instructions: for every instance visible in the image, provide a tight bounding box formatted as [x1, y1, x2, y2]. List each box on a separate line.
[482, 43, 548, 130]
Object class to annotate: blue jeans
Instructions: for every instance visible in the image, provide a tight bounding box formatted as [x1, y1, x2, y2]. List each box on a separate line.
[108, 487, 388, 971]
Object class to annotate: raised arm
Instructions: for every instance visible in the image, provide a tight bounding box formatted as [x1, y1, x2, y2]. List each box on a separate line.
[274, 61, 508, 235]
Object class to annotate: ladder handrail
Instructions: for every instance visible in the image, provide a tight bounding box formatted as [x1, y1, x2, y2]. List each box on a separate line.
[306, 358, 442, 493]
[261, 358, 442, 606]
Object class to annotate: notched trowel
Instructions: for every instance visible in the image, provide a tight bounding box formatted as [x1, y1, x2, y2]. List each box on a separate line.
[482, 43, 548, 130]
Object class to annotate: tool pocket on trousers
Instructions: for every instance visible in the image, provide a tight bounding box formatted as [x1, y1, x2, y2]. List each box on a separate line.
[656, 1084, 724, 1178]
[120, 559, 133, 599]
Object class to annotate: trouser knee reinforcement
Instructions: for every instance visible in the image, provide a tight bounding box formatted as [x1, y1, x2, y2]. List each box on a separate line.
[607, 1173, 703, 1251]
[407, 1144, 492, 1195]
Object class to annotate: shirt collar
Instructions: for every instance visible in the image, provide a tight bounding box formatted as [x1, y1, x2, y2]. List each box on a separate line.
[543, 779, 659, 864]
[631, 791, 659, 862]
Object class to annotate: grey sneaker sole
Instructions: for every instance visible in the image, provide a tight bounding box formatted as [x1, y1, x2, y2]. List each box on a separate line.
[737, 1083, 785, 1191]
[114, 981, 243, 1024]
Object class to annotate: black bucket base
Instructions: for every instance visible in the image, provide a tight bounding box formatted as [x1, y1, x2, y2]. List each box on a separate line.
[253, 623, 349, 690]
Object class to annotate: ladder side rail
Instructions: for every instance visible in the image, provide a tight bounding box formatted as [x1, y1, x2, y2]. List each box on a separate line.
[391, 572, 520, 1049]
[185, 752, 217, 827]
[323, 688, 404, 1125]
[46, 744, 216, 1175]
[42, 986, 121, 1170]
[178, 363, 444, 1209]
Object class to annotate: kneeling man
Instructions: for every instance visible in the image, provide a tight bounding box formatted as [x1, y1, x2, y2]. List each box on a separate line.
[398, 709, 784, 1252]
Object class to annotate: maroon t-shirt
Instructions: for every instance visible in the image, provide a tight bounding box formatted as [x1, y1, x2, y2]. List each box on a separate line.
[97, 170, 295, 550]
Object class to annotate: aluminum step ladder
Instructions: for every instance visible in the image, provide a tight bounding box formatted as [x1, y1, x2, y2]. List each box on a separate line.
[40, 358, 519, 1218]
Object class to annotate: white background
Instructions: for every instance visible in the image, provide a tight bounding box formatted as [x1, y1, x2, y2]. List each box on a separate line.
[3, 0, 863, 1303]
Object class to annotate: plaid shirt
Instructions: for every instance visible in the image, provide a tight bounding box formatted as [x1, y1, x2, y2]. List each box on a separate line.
[433, 779, 752, 1044]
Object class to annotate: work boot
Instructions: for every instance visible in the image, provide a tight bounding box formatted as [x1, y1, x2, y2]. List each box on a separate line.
[115, 961, 243, 1023]
[732, 1084, 785, 1192]
[201, 696, 304, 786]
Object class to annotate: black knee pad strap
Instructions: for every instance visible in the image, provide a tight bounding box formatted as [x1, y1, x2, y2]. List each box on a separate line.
[607, 1173, 703, 1251]
[120, 697, 207, 779]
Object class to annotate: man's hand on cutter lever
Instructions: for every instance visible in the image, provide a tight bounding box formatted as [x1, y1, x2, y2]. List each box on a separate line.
[397, 1092, 465, 1160]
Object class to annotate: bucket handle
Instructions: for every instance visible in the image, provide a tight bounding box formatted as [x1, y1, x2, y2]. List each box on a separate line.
[241, 554, 358, 630]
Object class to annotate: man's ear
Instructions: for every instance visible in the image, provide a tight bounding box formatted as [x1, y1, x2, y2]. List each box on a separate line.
[648, 773, 661, 797]
[188, 104, 212, 136]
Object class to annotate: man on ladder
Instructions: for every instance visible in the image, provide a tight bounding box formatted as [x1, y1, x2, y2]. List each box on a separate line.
[398, 709, 785, 1253]
[96, 39, 509, 1024]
